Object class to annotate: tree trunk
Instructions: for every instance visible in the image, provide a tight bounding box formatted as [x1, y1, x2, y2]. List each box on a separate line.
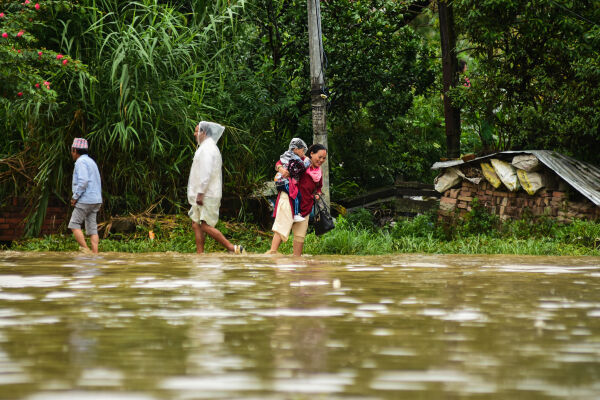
[438, 0, 461, 158]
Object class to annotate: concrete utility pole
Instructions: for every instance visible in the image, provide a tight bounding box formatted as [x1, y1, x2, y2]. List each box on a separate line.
[307, 0, 330, 206]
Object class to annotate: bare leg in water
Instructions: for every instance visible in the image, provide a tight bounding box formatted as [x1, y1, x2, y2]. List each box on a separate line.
[72, 229, 99, 254]
[192, 221, 234, 253]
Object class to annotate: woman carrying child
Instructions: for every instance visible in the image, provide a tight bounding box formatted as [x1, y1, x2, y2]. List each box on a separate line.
[274, 138, 310, 222]
[267, 143, 328, 256]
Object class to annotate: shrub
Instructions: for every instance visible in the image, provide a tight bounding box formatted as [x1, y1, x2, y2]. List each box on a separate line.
[456, 198, 500, 238]
[391, 211, 442, 239]
[345, 208, 376, 230]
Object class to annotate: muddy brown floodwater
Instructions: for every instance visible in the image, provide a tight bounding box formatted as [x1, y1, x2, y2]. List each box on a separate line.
[0, 251, 599, 399]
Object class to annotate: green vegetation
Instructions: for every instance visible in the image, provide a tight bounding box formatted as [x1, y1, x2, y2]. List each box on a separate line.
[9, 206, 600, 256]
[1, 0, 599, 241]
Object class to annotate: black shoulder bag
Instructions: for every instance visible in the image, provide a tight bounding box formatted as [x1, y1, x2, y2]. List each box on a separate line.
[313, 197, 335, 236]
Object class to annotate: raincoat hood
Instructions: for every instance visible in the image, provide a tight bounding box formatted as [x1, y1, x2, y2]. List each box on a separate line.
[198, 121, 225, 144]
[280, 137, 308, 164]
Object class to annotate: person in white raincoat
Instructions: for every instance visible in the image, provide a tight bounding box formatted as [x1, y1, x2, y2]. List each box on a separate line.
[187, 121, 244, 254]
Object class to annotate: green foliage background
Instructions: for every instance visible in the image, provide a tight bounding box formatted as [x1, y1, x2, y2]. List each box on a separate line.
[1, 0, 599, 236]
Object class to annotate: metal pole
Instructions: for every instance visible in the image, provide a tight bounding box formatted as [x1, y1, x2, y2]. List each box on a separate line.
[307, 0, 330, 206]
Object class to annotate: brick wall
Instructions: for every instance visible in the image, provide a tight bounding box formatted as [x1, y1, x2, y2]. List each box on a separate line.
[0, 198, 69, 241]
[438, 180, 600, 222]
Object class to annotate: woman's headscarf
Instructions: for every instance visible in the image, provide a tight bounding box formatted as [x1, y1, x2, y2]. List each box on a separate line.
[198, 121, 225, 143]
[280, 137, 308, 164]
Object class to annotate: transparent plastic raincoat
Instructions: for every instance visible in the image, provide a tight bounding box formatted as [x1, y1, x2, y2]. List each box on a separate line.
[187, 122, 225, 205]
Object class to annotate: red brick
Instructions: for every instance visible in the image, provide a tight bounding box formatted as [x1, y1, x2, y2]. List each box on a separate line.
[458, 196, 473, 202]
[441, 197, 457, 205]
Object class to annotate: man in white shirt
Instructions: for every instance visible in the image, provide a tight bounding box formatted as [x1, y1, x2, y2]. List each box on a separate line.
[187, 121, 244, 254]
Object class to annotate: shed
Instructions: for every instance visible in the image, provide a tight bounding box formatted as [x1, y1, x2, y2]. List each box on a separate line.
[431, 150, 600, 222]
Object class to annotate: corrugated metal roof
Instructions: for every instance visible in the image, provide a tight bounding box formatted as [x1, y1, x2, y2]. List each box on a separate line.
[431, 150, 600, 206]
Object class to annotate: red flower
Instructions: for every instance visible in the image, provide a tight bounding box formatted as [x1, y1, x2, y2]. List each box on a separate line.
[43, 81, 50, 88]
[56, 54, 63, 60]
[62, 59, 68, 65]
[0, 13, 5, 18]
[17, 30, 24, 37]
[1, 33, 7, 38]
[24, 0, 30, 4]
[34, 3, 40, 10]
[35, 83, 40, 88]
[17, 92, 23, 97]
[38, 51, 42, 56]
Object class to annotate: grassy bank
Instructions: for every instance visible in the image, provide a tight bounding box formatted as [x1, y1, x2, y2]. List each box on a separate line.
[6, 206, 600, 256]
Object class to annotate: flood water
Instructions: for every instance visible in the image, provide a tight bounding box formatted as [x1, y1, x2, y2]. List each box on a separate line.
[0, 251, 599, 399]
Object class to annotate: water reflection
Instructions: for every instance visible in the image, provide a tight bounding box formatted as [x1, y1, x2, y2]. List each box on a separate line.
[0, 251, 598, 399]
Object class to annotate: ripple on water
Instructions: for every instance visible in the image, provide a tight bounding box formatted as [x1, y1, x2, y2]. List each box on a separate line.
[44, 292, 77, 300]
[0, 275, 63, 288]
[132, 279, 213, 289]
[0, 293, 35, 301]
[290, 280, 329, 287]
[252, 308, 347, 317]
[482, 264, 598, 274]
[147, 309, 240, 319]
[346, 267, 383, 272]
[26, 392, 156, 400]
[77, 368, 124, 387]
[160, 373, 262, 391]
[271, 372, 355, 393]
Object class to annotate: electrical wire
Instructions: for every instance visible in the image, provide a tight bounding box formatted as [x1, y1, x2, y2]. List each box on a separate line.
[547, 0, 599, 27]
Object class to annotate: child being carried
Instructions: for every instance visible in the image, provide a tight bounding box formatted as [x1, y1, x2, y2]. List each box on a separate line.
[275, 138, 310, 222]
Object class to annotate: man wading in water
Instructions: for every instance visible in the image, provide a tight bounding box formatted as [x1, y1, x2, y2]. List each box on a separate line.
[68, 138, 103, 254]
[187, 121, 244, 254]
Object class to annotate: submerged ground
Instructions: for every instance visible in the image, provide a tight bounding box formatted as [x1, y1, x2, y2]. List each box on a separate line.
[0, 251, 599, 399]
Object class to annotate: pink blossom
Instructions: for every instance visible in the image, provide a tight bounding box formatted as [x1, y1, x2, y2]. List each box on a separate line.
[17, 49, 21, 53]
[1, 33, 7, 38]
[0, 13, 5, 18]
[17, 30, 24, 37]
[56, 54, 63, 60]
[62, 59, 68, 65]
[43, 81, 50, 88]
[24, 0, 30, 4]
[34, 3, 40, 10]
[35, 83, 40, 88]
[17, 92, 23, 97]
[37, 51, 42, 56]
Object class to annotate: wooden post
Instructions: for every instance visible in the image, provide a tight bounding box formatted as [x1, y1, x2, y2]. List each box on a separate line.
[438, 0, 461, 158]
[307, 0, 330, 206]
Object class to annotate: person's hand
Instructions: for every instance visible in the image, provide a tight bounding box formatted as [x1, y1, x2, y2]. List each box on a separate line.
[70, 198, 77, 207]
[315, 194, 320, 201]
[279, 168, 290, 178]
[196, 193, 204, 206]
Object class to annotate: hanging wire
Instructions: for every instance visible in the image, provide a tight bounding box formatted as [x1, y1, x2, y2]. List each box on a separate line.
[313, 0, 330, 105]
[547, 0, 599, 27]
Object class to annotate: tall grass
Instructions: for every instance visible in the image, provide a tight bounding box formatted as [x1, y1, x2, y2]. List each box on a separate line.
[9, 216, 600, 256]
[1, 0, 276, 235]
